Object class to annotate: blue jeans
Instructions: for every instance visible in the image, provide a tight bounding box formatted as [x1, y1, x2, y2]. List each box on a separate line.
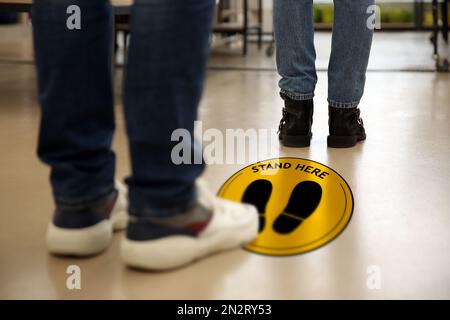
[274, 0, 374, 108]
[32, 0, 214, 216]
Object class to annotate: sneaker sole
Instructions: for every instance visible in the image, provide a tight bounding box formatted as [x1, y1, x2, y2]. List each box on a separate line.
[46, 209, 127, 256]
[120, 219, 258, 271]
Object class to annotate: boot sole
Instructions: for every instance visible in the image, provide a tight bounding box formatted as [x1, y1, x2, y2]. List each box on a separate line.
[280, 134, 311, 148]
[327, 135, 366, 148]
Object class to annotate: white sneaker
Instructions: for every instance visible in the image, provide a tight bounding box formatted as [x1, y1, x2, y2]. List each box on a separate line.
[46, 180, 128, 256]
[120, 179, 258, 270]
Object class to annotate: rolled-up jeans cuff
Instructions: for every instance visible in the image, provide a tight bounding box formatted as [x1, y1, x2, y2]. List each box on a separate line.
[128, 186, 198, 218]
[328, 98, 360, 108]
[280, 89, 315, 101]
[54, 184, 115, 209]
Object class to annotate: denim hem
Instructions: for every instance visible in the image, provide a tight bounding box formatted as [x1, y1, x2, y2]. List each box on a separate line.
[129, 196, 198, 218]
[328, 98, 360, 108]
[280, 89, 315, 101]
[54, 184, 115, 209]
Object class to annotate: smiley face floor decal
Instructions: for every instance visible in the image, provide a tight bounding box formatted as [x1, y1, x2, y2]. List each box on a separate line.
[218, 157, 354, 256]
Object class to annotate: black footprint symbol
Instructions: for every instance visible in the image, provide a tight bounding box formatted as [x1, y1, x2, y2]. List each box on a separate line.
[273, 181, 322, 234]
[241, 179, 272, 233]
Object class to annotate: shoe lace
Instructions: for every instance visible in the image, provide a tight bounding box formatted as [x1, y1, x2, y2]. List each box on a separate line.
[278, 108, 289, 134]
[355, 108, 364, 127]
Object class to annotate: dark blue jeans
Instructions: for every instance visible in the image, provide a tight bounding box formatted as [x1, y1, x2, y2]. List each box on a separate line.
[32, 0, 213, 216]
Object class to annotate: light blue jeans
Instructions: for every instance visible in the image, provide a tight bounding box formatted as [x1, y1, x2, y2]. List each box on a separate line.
[274, 0, 374, 108]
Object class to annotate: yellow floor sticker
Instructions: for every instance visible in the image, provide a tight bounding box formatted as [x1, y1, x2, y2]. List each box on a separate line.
[218, 157, 354, 256]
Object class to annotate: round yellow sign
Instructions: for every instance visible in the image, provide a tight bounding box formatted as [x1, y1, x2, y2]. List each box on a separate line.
[218, 157, 354, 256]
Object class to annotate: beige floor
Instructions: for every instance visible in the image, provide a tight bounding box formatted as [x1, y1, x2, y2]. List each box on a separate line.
[0, 24, 449, 299]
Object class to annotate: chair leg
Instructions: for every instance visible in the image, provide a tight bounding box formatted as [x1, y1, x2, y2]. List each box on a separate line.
[257, 0, 263, 50]
[243, 0, 248, 55]
[442, 0, 448, 43]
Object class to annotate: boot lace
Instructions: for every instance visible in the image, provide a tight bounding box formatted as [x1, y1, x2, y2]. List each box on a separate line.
[355, 108, 364, 127]
[278, 108, 289, 134]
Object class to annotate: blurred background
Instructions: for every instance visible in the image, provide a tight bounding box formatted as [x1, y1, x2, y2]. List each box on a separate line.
[0, 0, 449, 70]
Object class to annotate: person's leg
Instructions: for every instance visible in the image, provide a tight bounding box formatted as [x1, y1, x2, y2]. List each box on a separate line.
[123, 0, 210, 216]
[274, 0, 317, 100]
[32, 0, 127, 255]
[121, 0, 258, 270]
[33, 0, 115, 204]
[327, 0, 374, 148]
[328, 0, 374, 107]
[273, 0, 316, 148]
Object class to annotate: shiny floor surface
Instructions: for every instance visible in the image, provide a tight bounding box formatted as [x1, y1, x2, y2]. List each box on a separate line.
[0, 25, 449, 299]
